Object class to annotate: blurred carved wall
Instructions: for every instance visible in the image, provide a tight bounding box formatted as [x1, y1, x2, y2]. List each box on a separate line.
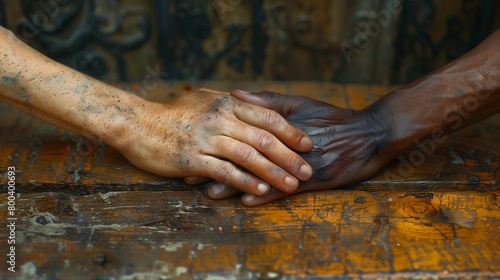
[0, 0, 498, 84]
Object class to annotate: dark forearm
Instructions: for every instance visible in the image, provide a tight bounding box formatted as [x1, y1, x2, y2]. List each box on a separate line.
[217, 29, 499, 206]
[372, 30, 500, 154]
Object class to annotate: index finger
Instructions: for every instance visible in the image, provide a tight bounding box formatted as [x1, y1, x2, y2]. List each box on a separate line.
[233, 99, 313, 153]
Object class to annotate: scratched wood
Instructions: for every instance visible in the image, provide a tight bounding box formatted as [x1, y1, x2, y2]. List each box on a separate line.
[0, 82, 499, 279]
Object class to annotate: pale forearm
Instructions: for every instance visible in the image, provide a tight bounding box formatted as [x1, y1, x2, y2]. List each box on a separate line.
[0, 27, 144, 147]
[0, 26, 315, 193]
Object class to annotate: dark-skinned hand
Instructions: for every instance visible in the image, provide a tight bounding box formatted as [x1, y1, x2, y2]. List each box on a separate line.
[199, 89, 399, 206]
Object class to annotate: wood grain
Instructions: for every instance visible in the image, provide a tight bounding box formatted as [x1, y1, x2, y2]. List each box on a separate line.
[0, 81, 499, 279]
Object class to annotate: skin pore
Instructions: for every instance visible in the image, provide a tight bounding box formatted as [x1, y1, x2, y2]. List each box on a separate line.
[206, 29, 500, 206]
[0, 26, 315, 195]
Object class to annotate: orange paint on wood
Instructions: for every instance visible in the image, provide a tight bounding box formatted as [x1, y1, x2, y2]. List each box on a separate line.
[0, 82, 499, 279]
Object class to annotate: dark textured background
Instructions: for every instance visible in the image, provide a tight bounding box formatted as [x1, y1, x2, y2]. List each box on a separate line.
[1, 0, 498, 84]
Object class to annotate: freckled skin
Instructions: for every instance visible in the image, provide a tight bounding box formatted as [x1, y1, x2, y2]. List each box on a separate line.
[123, 89, 312, 195]
[0, 26, 314, 195]
[209, 30, 500, 206]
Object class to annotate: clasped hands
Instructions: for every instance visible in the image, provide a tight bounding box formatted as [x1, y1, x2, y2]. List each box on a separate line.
[0, 27, 495, 206]
[197, 89, 397, 206]
[119, 88, 396, 206]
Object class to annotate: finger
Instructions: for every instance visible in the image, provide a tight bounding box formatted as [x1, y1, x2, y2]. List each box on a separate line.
[211, 136, 304, 192]
[217, 123, 312, 186]
[233, 101, 313, 154]
[240, 187, 292, 206]
[205, 182, 241, 200]
[230, 89, 307, 116]
[231, 90, 313, 152]
[203, 156, 271, 196]
[185, 177, 211, 185]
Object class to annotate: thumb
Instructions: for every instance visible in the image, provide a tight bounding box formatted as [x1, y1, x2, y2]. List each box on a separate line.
[230, 90, 306, 117]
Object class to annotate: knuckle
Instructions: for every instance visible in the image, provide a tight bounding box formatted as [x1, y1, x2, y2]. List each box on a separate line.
[255, 130, 274, 150]
[285, 152, 302, 167]
[239, 175, 253, 188]
[263, 109, 280, 126]
[226, 94, 235, 102]
[216, 95, 234, 107]
[211, 162, 234, 183]
[284, 122, 300, 137]
[206, 95, 234, 116]
[234, 144, 256, 163]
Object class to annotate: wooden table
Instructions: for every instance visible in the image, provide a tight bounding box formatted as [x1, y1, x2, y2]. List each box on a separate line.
[0, 81, 499, 279]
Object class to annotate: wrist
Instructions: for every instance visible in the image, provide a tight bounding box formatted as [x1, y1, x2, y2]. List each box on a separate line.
[370, 87, 446, 156]
[85, 89, 149, 150]
[359, 99, 402, 160]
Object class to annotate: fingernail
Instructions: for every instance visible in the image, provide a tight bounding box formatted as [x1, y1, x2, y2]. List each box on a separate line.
[185, 177, 197, 184]
[209, 183, 225, 197]
[258, 183, 270, 195]
[285, 176, 298, 191]
[300, 136, 313, 152]
[242, 194, 257, 203]
[299, 165, 313, 180]
[235, 89, 250, 95]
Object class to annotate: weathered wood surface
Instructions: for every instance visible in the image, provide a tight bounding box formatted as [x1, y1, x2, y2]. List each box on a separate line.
[0, 82, 499, 279]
